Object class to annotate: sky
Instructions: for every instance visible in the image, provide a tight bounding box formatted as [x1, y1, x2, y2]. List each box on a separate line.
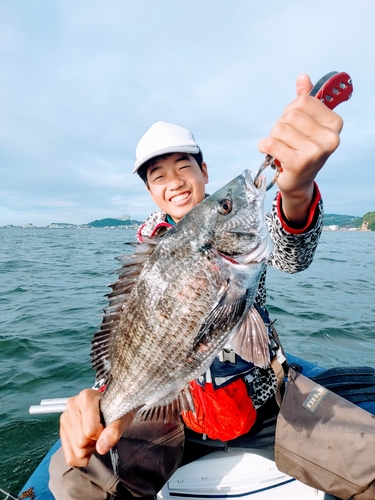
[0, 0, 374, 226]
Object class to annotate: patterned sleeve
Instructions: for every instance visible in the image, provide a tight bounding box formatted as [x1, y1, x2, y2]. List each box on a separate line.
[265, 183, 324, 274]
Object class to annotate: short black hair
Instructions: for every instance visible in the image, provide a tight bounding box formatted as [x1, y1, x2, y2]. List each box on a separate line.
[137, 151, 204, 186]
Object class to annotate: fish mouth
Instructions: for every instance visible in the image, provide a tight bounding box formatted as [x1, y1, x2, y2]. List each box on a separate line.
[218, 251, 242, 265]
[236, 235, 273, 264]
[242, 170, 266, 194]
[218, 236, 272, 265]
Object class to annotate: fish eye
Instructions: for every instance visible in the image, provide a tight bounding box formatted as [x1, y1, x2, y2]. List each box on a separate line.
[218, 199, 232, 215]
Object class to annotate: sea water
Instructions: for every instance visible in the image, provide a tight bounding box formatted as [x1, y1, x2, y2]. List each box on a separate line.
[0, 228, 374, 494]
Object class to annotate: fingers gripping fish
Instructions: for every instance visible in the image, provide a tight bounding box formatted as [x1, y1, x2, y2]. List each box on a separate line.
[91, 170, 273, 425]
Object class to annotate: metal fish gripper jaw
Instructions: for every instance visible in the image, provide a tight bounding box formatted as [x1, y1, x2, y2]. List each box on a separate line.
[253, 71, 353, 191]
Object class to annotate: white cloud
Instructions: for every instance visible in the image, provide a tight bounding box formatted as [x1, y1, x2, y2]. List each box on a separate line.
[0, 0, 374, 225]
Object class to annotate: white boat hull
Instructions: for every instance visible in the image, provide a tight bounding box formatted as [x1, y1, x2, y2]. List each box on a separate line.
[158, 448, 325, 500]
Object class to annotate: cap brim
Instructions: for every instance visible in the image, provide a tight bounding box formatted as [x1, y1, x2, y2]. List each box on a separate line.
[133, 145, 200, 173]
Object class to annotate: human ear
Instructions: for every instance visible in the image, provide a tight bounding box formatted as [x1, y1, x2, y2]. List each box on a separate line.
[201, 162, 209, 184]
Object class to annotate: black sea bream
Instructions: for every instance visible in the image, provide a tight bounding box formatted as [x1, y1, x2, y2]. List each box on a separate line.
[91, 171, 273, 424]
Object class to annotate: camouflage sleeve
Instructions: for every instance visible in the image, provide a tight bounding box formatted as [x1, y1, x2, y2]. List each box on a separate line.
[137, 209, 169, 241]
[265, 184, 324, 274]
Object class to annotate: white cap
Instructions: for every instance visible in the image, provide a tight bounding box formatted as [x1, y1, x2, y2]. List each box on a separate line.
[134, 121, 201, 173]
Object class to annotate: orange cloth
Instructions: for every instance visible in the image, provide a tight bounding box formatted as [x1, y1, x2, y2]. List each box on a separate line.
[182, 378, 257, 441]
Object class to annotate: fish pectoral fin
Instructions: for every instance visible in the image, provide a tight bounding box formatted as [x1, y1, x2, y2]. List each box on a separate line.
[193, 289, 247, 347]
[229, 305, 270, 368]
[136, 387, 195, 423]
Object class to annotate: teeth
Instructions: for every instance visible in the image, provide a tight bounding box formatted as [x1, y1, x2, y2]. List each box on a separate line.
[171, 193, 189, 203]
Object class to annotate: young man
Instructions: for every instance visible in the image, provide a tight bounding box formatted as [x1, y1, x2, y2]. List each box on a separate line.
[49, 74, 343, 499]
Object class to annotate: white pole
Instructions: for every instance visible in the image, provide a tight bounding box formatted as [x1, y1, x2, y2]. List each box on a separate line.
[29, 398, 68, 414]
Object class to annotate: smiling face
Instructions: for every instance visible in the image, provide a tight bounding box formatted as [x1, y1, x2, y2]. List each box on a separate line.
[146, 153, 209, 223]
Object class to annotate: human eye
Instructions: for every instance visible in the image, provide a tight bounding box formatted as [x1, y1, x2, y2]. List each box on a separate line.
[152, 174, 163, 182]
[149, 168, 164, 182]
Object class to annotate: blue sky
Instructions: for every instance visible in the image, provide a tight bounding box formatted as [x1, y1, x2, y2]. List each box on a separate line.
[0, 0, 374, 226]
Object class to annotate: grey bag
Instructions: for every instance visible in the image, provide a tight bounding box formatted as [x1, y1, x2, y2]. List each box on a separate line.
[275, 368, 375, 500]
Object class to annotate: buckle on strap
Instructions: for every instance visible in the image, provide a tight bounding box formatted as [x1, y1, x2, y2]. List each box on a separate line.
[218, 348, 237, 364]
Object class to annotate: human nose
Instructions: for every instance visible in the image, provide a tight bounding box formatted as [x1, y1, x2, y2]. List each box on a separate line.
[168, 176, 185, 190]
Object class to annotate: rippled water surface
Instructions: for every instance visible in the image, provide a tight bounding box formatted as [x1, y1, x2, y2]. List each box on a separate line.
[0, 228, 374, 494]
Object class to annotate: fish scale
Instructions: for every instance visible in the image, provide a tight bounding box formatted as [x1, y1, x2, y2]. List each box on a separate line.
[92, 170, 274, 424]
[108, 258, 223, 406]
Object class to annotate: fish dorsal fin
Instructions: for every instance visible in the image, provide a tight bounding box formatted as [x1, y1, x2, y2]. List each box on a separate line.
[136, 387, 195, 423]
[229, 305, 270, 368]
[91, 238, 159, 384]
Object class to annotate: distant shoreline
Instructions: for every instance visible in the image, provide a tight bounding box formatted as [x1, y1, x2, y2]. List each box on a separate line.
[0, 225, 139, 230]
[2, 212, 375, 231]
[322, 227, 372, 232]
[1, 212, 374, 231]
[1, 226, 373, 232]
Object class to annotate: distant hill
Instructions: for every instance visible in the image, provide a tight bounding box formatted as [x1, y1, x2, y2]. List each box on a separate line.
[88, 218, 141, 228]
[323, 213, 363, 229]
[362, 212, 375, 231]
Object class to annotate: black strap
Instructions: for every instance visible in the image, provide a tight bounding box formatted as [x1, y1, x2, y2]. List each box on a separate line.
[311, 366, 375, 405]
